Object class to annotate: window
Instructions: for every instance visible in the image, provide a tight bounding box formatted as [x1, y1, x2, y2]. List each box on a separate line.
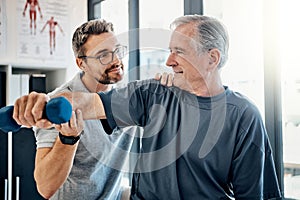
[280, 0, 300, 198]
[88, 0, 102, 20]
[100, 0, 129, 34]
[100, 0, 130, 85]
[139, 0, 184, 79]
[204, 0, 265, 116]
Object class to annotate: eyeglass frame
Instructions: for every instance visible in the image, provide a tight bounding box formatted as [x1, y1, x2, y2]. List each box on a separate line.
[78, 45, 127, 65]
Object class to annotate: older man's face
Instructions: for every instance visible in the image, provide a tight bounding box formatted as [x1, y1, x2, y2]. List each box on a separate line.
[166, 24, 211, 91]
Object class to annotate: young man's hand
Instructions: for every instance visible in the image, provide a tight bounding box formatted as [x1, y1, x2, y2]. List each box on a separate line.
[55, 109, 84, 137]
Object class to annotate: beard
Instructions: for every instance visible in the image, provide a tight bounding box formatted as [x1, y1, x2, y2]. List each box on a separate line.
[96, 63, 124, 84]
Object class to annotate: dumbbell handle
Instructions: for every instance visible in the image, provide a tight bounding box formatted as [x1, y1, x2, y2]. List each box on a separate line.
[0, 96, 72, 133]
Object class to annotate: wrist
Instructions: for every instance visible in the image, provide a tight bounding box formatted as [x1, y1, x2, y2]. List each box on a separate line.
[58, 132, 81, 145]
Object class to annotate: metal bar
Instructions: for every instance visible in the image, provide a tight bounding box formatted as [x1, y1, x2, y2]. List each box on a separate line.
[8, 131, 12, 200]
[128, 0, 140, 81]
[184, 0, 203, 15]
[263, 0, 283, 194]
[4, 179, 8, 200]
[16, 176, 20, 200]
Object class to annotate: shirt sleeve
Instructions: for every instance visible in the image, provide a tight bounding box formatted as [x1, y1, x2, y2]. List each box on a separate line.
[98, 79, 166, 131]
[98, 81, 147, 131]
[98, 89, 117, 130]
[231, 106, 281, 199]
[34, 127, 58, 149]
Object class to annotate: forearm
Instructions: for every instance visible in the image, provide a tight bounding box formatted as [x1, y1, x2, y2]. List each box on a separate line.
[13, 91, 106, 129]
[56, 92, 106, 120]
[34, 137, 78, 199]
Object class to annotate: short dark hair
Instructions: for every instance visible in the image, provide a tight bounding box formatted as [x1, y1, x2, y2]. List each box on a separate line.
[72, 19, 114, 57]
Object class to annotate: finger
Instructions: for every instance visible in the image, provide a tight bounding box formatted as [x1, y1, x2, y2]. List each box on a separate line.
[54, 124, 62, 130]
[58, 121, 71, 136]
[36, 119, 54, 129]
[59, 111, 76, 134]
[16, 96, 32, 127]
[154, 73, 162, 80]
[167, 73, 174, 87]
[60, 121, 70, 129]
[69, 111, 77, 130]
[24, 93, 37, 126]
[160, 72, 168, 86]
[58, 111, 81, 136]
[31, 93, 48, 123]
[13, 97, 23, 125]
[76, 109, 84, 132]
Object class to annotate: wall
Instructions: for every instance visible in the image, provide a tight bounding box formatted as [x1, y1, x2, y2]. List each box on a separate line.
[64, 0, 88, 80]
[0, 0, 87, 83]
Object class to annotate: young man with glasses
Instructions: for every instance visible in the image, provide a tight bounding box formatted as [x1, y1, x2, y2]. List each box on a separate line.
[32, 19, 133, 200]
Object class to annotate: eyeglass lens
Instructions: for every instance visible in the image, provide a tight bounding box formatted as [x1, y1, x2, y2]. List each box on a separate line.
[100, 46, 126, 65]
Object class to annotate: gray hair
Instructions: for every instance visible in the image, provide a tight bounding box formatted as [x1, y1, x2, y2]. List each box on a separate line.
[170, 15, 229, 69]
[72, 19, 114, 57]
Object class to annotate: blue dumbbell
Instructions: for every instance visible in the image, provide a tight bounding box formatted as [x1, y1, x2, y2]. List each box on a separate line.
[0, 96, 72, 132]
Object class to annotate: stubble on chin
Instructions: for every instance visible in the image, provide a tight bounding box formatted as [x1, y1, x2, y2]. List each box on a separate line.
[99, 72, 124, 84]
[173, 74, 194, 93]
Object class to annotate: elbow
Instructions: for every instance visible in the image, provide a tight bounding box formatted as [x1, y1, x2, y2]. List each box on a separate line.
[37, 184, 55, 199]
[38, 191, 51, 200]
[34, 172, 57, 199]
[36, 181, 57, 199]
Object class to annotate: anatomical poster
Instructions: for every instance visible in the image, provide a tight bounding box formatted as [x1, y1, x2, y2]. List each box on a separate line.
[16, 0, 69, 64]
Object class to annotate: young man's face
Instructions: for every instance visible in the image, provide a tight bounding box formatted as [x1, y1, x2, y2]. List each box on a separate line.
[80, 32, 125, 85]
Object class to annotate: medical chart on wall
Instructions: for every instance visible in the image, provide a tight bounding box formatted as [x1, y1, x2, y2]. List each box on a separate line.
[16, 0, 69, 64]
[0, 0, 7, 56]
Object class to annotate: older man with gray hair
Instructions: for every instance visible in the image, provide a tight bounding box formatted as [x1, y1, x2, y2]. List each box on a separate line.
[13, 15, 281, 199]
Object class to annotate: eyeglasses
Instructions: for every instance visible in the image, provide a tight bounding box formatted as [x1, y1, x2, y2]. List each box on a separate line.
[78, 45, 127, 65]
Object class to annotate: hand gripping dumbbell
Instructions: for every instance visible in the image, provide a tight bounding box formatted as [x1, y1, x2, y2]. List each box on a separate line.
[0, 96, 73, 132]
